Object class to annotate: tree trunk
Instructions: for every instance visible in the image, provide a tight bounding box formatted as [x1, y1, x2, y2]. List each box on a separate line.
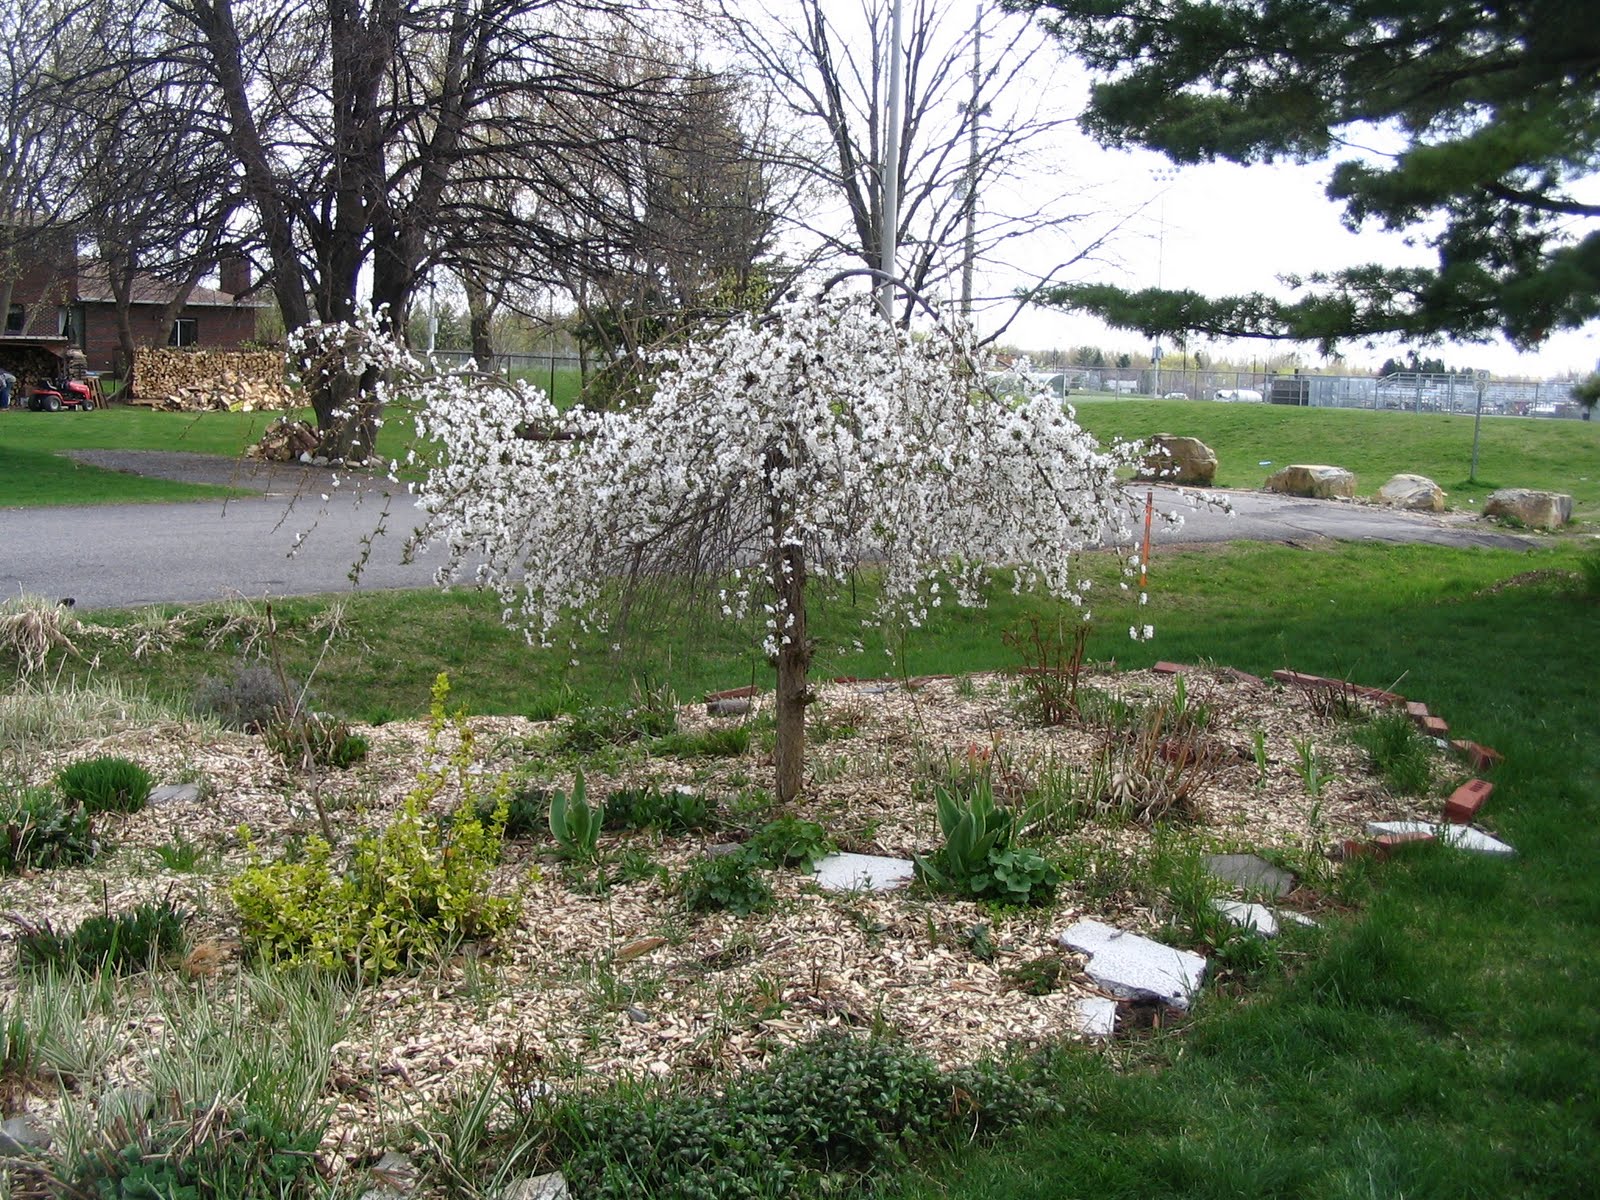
[766, 437, 813, 808]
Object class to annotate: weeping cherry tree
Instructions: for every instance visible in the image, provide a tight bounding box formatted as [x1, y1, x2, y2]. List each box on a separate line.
[404, 291, 1141, 806]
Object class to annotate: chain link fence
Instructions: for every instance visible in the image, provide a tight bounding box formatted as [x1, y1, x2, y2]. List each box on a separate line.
[1045, 367, 1591, 419]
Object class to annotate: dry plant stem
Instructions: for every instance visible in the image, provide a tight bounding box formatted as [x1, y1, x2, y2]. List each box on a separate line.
[265, 603, 334, 843]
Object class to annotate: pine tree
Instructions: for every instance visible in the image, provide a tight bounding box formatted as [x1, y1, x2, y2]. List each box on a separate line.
[1009, 0, 1600, 350]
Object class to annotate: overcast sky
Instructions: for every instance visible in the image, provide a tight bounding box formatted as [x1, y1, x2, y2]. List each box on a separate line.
[941, 12, 1600, 381]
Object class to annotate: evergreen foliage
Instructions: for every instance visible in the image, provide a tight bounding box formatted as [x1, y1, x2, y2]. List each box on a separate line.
[1012, 0, 1600, 349]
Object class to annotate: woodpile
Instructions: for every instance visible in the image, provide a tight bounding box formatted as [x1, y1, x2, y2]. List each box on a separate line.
[245, 416, 320, 461]
[131, 348, 294, 412]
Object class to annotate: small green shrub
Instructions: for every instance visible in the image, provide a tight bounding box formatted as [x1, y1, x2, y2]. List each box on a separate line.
[602, 784, 717, 833]
[264, 713, 369, 770]
[1352, 710, 1435, 796]
[983, 847, 1060, 905]
[16, 900, 186, 975]
[151, 832, 206, 871]
[652, 726, 750, 759]
[1, 785, 95, 873]
[193, 663, 290, 732]
[527, 1032, 1061, 1199]
[679, 851, 773, 915]
[559, 701, 677, 753]
[231, 675, 521, 974]
[56, 756, 153, 815]
[915, 776, 1056, 905]
[549, 770, 601, 861]
[747, 815, 832, 869]
[479, 782, 551, 840]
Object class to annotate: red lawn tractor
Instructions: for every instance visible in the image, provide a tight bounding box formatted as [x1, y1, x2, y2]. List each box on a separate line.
[27, 377, 96, 411]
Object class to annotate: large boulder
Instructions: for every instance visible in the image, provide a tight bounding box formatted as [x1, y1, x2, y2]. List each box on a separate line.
[1264, 464, 1356, 499]
[1376, 473, 1446, 512]
[1137, 434, 1218, 486]
[1484, 488, 1572, 529]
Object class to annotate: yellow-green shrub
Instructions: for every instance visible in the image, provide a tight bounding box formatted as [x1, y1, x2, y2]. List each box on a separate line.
[230, 674, 523, 974]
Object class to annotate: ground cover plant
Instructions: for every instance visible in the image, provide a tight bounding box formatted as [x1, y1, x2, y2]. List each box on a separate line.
[0, 540, 1594, 1198]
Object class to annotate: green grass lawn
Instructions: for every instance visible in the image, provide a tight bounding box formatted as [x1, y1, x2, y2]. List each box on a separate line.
[1072, 398, 1600, 525]
[18, 538, 1600, 1196]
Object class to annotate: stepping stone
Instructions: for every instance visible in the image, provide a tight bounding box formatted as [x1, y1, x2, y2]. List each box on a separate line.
[1201, 853, 1294, 897]
[705, 698, 751, 717]
[811, 852, 915, 892]
[1366, 820, 1515, 857]
[504, 1174, 569, 1200]
[1058, 919, 1207, 1011]
[1211, 899, 1278, 937]
[150, 783, 201, 806]
[853, 683, 893, 695]
[360, 1151, 419, 1200]
[1, 1114, 52, 1156]
[1070, 996, 1119, 1039]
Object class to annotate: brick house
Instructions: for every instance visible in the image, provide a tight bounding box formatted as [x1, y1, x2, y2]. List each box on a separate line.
[2, 222, 268, 378]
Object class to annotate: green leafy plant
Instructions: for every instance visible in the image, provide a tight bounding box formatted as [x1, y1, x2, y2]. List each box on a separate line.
[549, 770, 600, 861]
[1, 784, 95, 873]
[985, 847, 1061, 905]
[747, 815, 832, 869]
[1291, 735, 1332, 798]
[601, 784, 717, 833]
[151, 831, 207, 871]
[915, 776, 1056, 905]
[652, 726, 751, 758]
[1352, 710, 1435, 796]
[678, 850, 773, 915]
[559, 698, 677, 753]
[264, 712, 369, 770]
[15, 900, 186, 975]
[230, 675, 522, 974]
[479, 781, 551, 840]
[56, 755, 153, 815]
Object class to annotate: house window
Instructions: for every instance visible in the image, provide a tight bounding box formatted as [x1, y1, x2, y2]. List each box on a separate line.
[58, 305, 84, 346]
[168, 317, 198, 347]
[5, 304, 22, 334]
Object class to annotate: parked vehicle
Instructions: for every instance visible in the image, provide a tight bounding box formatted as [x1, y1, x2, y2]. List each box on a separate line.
[27, 377, 95, 412]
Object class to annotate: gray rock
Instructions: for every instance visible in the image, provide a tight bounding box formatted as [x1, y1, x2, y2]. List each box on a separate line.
[150, 782, 202, 806]
[1376, 473, 1446, 512]
[1211, 899, 1279, 937]
[0, 1114, 52, 1156]
[1059, 919, 1207, 1010]
[1483, 488, 1572, 529]
[1366, 820, 1515, 857]
[1137, 434, 1218, 486]
[705, 698, 751, 717]
[504, 1174, 570, 1200]
[1070, 996, 1119, 1039]
[704, 842, 746, 858]
[811, 852, 915, 892]
[1201, 853, 1294, 898]
[1264, 464, 1356, 499]
[360, 1151, 419, 1200]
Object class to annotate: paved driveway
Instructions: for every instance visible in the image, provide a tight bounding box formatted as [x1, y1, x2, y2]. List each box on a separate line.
[0, 453, 1533, 610]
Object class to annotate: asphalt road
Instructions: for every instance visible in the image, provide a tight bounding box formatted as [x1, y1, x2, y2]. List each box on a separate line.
[0, 454, 1532, 611]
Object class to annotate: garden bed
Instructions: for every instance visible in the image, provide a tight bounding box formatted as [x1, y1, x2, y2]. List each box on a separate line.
[0, 666, 1452, 1186]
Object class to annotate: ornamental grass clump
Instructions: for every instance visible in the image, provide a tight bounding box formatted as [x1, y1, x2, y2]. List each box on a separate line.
[56, 755, 153, 815]
[0, 784, 96, 873]
[230, 675, 520, 974]
[15, 900, 187, 976]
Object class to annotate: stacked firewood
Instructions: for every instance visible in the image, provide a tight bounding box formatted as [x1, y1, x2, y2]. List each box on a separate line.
[131, 349, 294, 411]
[244, 417, 321, 461]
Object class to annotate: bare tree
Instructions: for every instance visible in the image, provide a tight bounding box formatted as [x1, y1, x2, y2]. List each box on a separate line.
[718, 0, 1102, 330]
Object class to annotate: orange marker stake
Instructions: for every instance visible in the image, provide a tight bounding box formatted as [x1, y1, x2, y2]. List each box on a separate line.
[1141, 488, 1154, 590]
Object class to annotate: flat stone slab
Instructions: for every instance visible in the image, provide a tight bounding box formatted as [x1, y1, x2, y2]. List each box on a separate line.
[1201, 853, 1295, 897]
[1071, 996, 1119, 1039]
[504, 1175, 569, 1200]
[1211, 899, 1279, 937]
[811, 852, 915, 892]
[1366, 820, 1515, 857]
[150, 783, 201, 806]
[1059, 919, 1207, 1010]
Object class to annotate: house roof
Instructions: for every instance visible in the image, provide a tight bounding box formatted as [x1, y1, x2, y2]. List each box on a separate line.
[74, 264, 270, 309]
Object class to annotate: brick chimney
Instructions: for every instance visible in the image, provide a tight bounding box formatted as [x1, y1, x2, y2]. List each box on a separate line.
[219, 254, 251, 299]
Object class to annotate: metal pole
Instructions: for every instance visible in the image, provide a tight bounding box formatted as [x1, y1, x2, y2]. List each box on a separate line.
[877, 0, 906, 321]
[1470, 372, 1488, 481]
[960, 4, 982, 317]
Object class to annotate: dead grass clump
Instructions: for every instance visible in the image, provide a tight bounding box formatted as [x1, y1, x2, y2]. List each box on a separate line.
[0, 595, 82, 677]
